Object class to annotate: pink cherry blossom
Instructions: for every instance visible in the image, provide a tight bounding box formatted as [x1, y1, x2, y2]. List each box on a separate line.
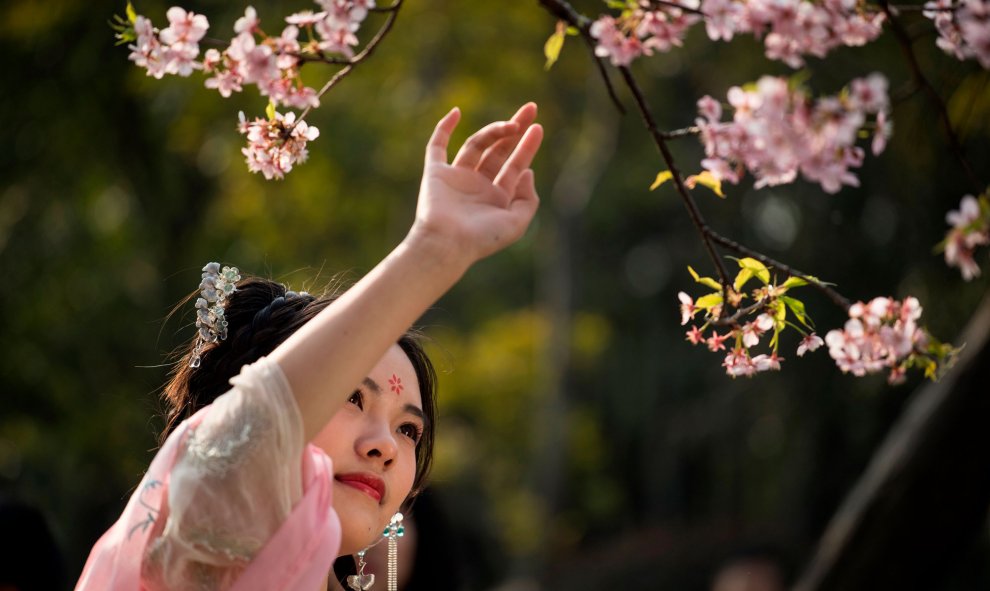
[227, 32, 279, 88]
[159, 7, 208, 76]
[590, 16, 645, 66]
[796, 333, 824, 356]
[128, 16, 168, 79]
[706, 331, 731, 352]
[752, 352, 783, 371]
[287, 10, 329, 26]
[695, 74, 891, 193]
[234, 6, 260, 34]
[679, 292, 697, 325]
[926, 0, 990, 68]
[723, 348, 757, 377]
[203, 47, 245, 97]
[590, 0, 884, 68]
[239, 110, 320, 180]
[824, 296, 929, 379]
[943, 194, 990, 280]
[160, 7, 208, 45]
[686, 325, 706, 344]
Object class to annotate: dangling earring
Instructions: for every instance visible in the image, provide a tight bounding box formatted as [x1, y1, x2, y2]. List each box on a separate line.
[346, 550, 374, 591]
[346, 513, 404, 591]
[384, 512, 404, 591]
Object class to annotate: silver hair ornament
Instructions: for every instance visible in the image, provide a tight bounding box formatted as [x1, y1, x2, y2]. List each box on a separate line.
[190, 262, 240, 368]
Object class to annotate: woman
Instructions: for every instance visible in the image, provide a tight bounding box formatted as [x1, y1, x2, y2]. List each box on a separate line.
[76, 103, 544, 590]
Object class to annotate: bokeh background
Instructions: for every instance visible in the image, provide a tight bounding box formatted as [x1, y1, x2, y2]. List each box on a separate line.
[2, 0, 989, 589]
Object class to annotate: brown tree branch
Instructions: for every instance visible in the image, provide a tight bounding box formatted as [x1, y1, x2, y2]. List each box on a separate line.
[615, 65, 734, 296]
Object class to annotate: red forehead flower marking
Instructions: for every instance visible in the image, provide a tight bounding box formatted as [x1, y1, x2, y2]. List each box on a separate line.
[389, 374, 403, 394]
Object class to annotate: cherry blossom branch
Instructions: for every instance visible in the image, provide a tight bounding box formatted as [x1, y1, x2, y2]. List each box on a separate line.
[536, 0, 625, 114]
[879, 0, 984, 193]
[297, 0, 403, 124]
[537, 0, 855, 317]
[706, 231, 853, 311]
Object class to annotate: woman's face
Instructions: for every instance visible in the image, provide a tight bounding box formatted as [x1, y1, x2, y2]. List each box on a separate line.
[313, 344, 425, 555]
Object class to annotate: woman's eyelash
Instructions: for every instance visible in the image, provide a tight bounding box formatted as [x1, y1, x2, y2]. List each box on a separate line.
[399, 423, 423, 443]
[348, 390, 363, 409]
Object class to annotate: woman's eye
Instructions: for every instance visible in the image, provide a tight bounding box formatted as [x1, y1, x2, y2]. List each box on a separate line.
[399, 423, 422, 443]
[348, 390, 363, 409]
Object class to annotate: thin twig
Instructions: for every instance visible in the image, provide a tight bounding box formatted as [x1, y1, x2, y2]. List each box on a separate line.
[661, 125, 700, 139]
[706, 231, 852, 311]
[710, 297, 770, 327]
[537, 0, 625, 114]
[880, 0, 984, 193]
[290, 52, 352, 66]
[297, 0, 403, 124]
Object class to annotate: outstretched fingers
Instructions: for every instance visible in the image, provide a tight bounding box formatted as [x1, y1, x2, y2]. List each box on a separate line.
[494, 124, 544, 195]
[477, 103, 538, 180]
[452, 121, 520, 170]
[425, 108, 462, 165]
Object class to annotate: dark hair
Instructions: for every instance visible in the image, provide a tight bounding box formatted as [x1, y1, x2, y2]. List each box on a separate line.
[161, 276, 438, 496]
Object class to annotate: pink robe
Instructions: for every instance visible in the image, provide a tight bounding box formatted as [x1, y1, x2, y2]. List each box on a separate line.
[75, 359, 341, 590]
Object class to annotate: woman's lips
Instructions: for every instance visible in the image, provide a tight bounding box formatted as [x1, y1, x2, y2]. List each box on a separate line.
[335, 473, 385, 503]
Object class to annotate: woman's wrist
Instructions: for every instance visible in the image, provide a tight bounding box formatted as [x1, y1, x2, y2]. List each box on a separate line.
[401, 223, 474, 282]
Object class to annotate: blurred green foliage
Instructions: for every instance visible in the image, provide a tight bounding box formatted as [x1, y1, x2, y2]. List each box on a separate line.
[1, 0, 989, 589]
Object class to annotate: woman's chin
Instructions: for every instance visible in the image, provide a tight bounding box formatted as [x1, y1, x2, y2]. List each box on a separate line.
[337, 522, 383, 556]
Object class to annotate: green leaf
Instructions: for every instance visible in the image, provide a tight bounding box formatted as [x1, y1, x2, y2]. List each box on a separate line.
[780, 295, 813, 329]
[606, 0, 630, 9]
[544, 24, 566, 71]
[737, 257, 770, 284]
[695, 293, 723, 310]
[780, 276, 808, 290]
[650, 170, 673, 191]
[685, 170, 726, 198]
[770, 298, 787, 323]
[565, 26, 580, 36]
[733, 268, 753, 292]
[265, 100, 276, 121]
[126, 1, 137, 24]
[688, 266, 723, 291]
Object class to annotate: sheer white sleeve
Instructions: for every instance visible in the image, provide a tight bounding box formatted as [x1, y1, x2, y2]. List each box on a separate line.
[142, 357, 305, 591]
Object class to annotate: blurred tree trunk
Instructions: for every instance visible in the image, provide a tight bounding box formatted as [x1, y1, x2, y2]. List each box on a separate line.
[517, 74, 619, 581]
[795, 291, 990, 590]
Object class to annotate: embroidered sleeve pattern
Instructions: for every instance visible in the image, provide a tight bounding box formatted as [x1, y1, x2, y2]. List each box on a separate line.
[142, 358, 304, 591]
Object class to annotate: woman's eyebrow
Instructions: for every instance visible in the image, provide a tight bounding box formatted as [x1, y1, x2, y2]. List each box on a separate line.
[404, 404, 426, 425]
[362, 377, 382, 394]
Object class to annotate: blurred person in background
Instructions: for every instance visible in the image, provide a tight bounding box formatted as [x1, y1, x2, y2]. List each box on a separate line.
[0, 497, 67, 591]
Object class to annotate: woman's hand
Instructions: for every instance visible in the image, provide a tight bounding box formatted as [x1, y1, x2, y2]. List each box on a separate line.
[274, 104, 542, 441]
[408, 103, 544, 269]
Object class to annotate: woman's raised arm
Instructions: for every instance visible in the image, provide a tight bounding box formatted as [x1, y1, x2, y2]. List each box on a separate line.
[270, 103, 543, 441]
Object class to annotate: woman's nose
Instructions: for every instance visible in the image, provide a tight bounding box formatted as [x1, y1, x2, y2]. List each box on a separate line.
[356, 421, 397, 467]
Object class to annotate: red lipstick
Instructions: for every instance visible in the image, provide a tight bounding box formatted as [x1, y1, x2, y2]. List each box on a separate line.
[335, 472, 385, 503]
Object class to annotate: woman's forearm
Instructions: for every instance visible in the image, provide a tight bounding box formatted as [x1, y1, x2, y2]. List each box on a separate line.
[269, 230, 468, 442]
